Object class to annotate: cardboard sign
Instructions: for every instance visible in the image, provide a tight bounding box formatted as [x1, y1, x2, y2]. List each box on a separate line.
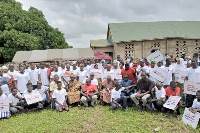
[163, 96, 181, 110]
[114, 69, 122, 80]
[149, 66, 167, 82]
[184, 81, 200, 95]
[175, 71, 187, 84]
[90, 69, 102, 79]
[64, 71, 73, 77]
[146, 50, 164, 63]
[24, 91, 43, 105]
[182, 108, 200, 129]
[0, 99, 9, 113]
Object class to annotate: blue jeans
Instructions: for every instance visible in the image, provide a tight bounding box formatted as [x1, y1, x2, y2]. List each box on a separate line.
[111, 96, 127, 110]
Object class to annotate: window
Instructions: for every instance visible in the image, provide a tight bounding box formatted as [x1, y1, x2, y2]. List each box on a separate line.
[175, 40, 187, 58]
[125, 44, 134, 60]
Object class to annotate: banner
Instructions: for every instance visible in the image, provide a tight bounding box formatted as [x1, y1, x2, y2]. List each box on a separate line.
[64, 71, 73, 77]
[163, 96, 181, 110]
[114, 69, 122, 80]
[0, 99, 9, 113]
[182, 108, 200, 129]
[146, 50, 164, 63]
[24, 91, 43, 105]
[149, 66, 167, 82]
[184, 81, 200, 95]
[90, 69, 102, 79]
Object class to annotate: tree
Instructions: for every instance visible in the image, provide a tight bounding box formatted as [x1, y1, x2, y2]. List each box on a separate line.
[0, 0, 72, 63]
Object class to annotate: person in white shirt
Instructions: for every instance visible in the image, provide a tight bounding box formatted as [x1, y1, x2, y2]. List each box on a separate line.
[35, 81, 50, 107]
[29, 63, 40, 89]
[149, 82, 166, 111]
[50, 65, 63, 82]
[63, 64, 73, 84]
[58, 62, 66, 75]
[77, 63, 88, 83]
[38, 62, 49, 87]
[82, 72, 98, 86]
[111, 82, 129, 111]
[148, 59, 158, 85]
[14, 66, 30, 94]
[161, 58, 175, 88]
[8, 64, 18, 79]
[137, 59, 150, 81]
[52, 81, 69, 112]
[8, 87, 24, 114]
[189, 90, 200, 113]
[0, 88, 11, 119]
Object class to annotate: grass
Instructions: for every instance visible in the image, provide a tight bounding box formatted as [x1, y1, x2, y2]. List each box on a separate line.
[0, 105, 199, 133]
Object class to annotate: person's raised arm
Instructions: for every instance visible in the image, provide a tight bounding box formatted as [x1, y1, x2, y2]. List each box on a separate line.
[112, 98, 122, 108]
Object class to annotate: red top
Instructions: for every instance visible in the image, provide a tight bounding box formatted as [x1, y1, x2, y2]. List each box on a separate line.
[165, 86, 181, 104]
[121, 68, 136, 83]
[83, 84, 98, 96]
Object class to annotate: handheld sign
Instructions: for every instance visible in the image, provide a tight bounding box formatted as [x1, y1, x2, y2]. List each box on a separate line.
[176, 70, 187, 84]
[184, 81, 200, 95]
[90, 69, 102, 79]
[182, 108, 200, 129]
[0, 99, 9, 113]
[24, 91, 43, 105]
[64, 71, 73, 77]
[149, 66, 167, 82]
[163, 96, 181, 110]
[146, 50, 164, 63]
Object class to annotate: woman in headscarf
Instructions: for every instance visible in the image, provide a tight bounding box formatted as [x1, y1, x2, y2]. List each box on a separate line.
[66, 73, 82, 106]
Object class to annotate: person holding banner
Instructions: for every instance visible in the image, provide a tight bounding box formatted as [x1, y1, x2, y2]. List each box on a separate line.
[189, 90, 200, 113]
[163, 81, 181, 117]
[185, 58, 200, 108]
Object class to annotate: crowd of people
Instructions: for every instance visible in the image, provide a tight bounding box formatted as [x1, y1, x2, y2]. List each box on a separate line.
[0, 52, 200, 119]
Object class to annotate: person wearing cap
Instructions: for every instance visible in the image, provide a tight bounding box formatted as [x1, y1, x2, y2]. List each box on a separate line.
[66, 74, 82, 106]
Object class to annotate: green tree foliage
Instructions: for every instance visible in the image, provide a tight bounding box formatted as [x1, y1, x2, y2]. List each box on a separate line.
[0, 0, 72, 63]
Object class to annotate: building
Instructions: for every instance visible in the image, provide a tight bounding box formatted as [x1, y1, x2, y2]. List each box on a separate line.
[90, 21, 200, 61]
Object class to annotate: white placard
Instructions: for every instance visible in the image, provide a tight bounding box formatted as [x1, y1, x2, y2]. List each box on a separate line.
[90, 69, 102, 79]
[146, 50, 164, 63]
[114, 69, 122, 80]
[163, 96, 181, 110]
[184, 81, 200, 95]
[149, 66, 167, 82]
[24, 91, 43, 105]
[182, 108, 200, 129]
[176, 71, 187, 84]
[0, 99, 9, 113]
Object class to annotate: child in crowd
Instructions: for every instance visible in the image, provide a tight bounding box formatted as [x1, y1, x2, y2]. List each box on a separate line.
[189, 90, 200, 113]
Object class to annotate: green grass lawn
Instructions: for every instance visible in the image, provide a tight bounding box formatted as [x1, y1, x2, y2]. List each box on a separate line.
[0, 105, 199, 133]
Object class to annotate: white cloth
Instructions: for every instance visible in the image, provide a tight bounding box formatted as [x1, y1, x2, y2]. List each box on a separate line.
[39, 68, 49, 86]
[58, 67, 66, 75]
[84, 65, 91, 75]
[3, 73, 11, 80]
[71, 69, 78, 76]
[82, 78, 98, 86]
[52, 89, 67, 106]
[8, 92, 22, 105]
[50, 71, 63, 81]
[29, 69, 39, 85]
[63, 70, 73, 82]
[161, 65, 175, 86]
[154, 86, 166, 101]
[0, 94, 7, 100]
[15, 73, 30, 93]
[8, 70, 18, 79]
[110, 87, 125, 102]
[77, 70, 88, 83]
[137, 65, 150, 80]
[186, 67, 200, 82]
[192, 99, 200, 109]
[35, 86, 48, 100]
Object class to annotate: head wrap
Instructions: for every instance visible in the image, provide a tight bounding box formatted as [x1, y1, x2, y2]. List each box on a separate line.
[151, 59, 157, 63]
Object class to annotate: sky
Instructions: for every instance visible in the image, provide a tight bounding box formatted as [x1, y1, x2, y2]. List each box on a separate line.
[16, 0, 200, 48]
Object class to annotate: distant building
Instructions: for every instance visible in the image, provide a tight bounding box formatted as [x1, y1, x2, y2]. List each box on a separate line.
[90, 21, 200, 61]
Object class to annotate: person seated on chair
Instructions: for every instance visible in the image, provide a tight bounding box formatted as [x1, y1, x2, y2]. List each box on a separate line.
[8, 87, 24, 114]
[80, 79, 99, 107]
[52, 81, 69, 112]
[189, 90, 200, 113]
[130, 72, 153, 111]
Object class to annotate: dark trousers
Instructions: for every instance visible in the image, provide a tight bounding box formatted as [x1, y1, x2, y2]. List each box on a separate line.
[153, 101, 164, 111]
[186, 94, 196, 108]
[162, 103, 180, 116]
[111, 96, 127, 110]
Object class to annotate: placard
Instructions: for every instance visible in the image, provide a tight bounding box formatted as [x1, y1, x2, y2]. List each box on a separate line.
[146, 50, 164, 63]
[90, 69, 102, 79]
[149, 66, 167, 82]
[163, 96, 181, 110]
[176, 71, 187, 84]
[64, 71, 73, 77]
[0, 99, 9, 113]
[24, 91, 43, 105]
[184, 81, 200, 95]
[182, 108, 200, 129]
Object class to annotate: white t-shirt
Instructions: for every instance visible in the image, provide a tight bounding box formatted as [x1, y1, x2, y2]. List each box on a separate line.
[29, 69, 39, 85]
[15, 73, 30, 93]
[77, 70, 88, 83]
[82, 78, 98, 86]
[52, 89, 67, 106]
[187, 67, 200, 82]
[161, 65, 175, 86]
[50, 71, 63, 81]
[63, 70, 73, 82]
[8, 70, 18, 79]
[84, 65, 91, 75]
[192, 99, 200, 109]
[155, 86, 166, 101]
[58, 67, 66, 75]
[35, 86, 48, 100]
[39, 68, 49, 86]
[3, 73, 11, 80]
[110, 87, 125, 102]
[8, 92, 22, 105]
[71, 69, 78, 77]
[137, 65, 150, 80]
[0, 94, 7, 100]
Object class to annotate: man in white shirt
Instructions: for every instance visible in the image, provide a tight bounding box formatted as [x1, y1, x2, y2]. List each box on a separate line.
[52, 81, 69, 112]
[137, 59, 150, 81]
[29, 63, 40, 89]
[82, 72, 98, 86]
[77, 63, 88, 83]
[38, 62, 49, 87]
[8, 64, 18, 79]
[58, 62, 66, 74]
[50, 65, 63, 82]
[15, 66, 30, 94]
[8, 87, 24, 114]
[161, 58, 175, 88]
